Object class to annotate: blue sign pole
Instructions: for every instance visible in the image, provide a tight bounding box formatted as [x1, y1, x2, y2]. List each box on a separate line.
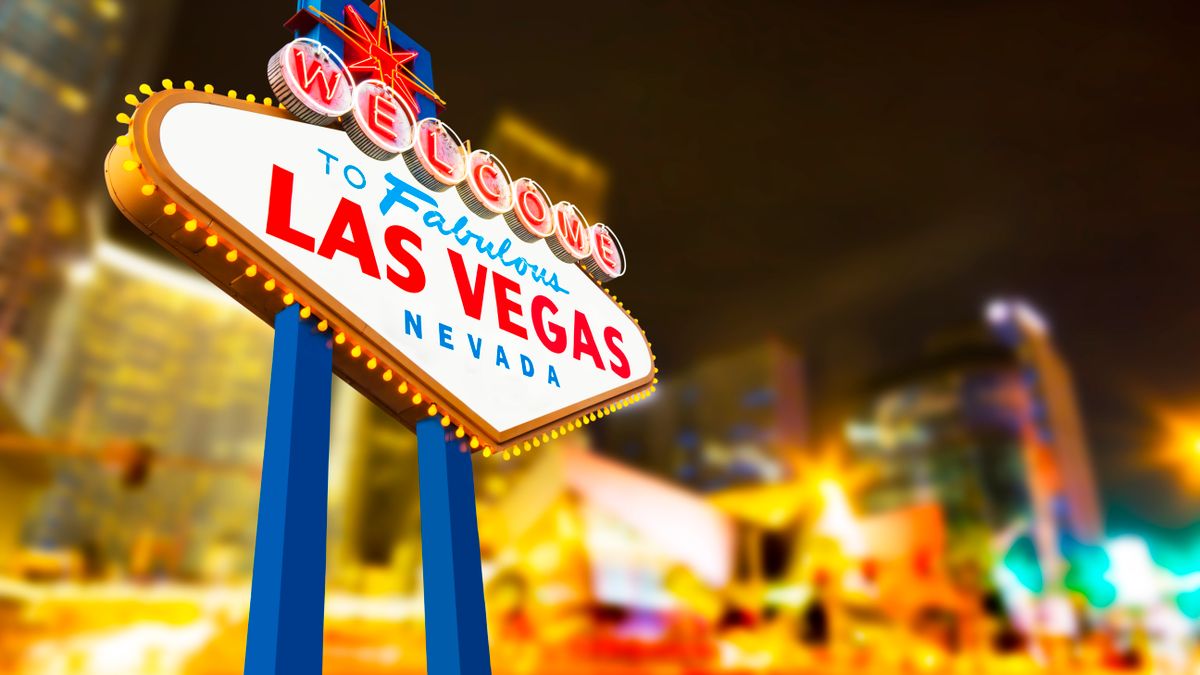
[245, 304, 333, 674]
[242, 7, 491, 673]
[417, 417, 493, 674]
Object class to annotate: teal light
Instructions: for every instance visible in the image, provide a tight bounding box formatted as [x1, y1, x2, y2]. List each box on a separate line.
[1063, 543, 1116, 608]
[1178, 588, 1200, 619]
[1002, 536, 1043, 594]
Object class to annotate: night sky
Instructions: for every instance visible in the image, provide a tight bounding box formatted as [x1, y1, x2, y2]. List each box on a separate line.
[136, 2, 1200, 532]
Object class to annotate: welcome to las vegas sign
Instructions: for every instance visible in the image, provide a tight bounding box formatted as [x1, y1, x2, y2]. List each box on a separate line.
[104, 5, 655, 457]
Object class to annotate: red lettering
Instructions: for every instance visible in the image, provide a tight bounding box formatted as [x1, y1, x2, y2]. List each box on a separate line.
[531, 295, 566, 353]
[518, 184, 550, 234]
[384, 225, 424, 293]
[572, 310, 604, 370]
[493, 272, 527, 339]
[595, 228, 620, 271]
[292, 47, 343, 103]
[367, 90, 399, 142]
[317, 198, 380, 278]
[266, 165, 315, 251]
[554, 203, 591, 258]
[473, 162, 502, 201]
[447, 250, 487, 319]
[604, 326, 630, 378]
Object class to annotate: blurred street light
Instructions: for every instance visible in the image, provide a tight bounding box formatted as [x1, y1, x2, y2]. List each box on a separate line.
[1150, 408, 1200, 493]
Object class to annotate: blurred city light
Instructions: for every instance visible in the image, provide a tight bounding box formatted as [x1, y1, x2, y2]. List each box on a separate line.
[0, 0, 1197, 673]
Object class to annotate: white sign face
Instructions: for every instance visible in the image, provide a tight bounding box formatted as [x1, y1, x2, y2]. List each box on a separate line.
[125, 95, 652, 446]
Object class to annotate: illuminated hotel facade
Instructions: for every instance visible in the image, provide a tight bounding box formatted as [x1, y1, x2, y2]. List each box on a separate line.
[845, 299, 1103, 577]
[0, 0, 179, 573]
[0, 0, 176, 416]
[19, 244, 272, 577]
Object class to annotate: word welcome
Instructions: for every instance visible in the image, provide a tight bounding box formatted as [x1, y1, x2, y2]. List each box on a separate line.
[269, 36, 626, 282]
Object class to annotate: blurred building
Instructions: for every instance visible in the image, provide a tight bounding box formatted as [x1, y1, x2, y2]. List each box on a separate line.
[984, 299, 1103, 543]
[596, 341, 806, 492]
[15, 242, 271, 578]
[326, 382, 422, 594]
[0, 0, 176, 416]
[845, 299, 1102, 576]
[0, 404, 52, 568]
[474, 437, 731, 650]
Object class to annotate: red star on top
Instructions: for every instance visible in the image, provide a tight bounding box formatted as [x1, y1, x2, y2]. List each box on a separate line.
[342, 3, 423, 115]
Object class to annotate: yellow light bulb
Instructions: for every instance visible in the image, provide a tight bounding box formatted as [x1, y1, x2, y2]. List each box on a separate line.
[264, 279, 276, 291]
[503, 452, 511, 461]
[244, 264, 256, 277]
[184, 219, 198, 232]
[398, 382, 408, 394]
[163, 203, 177, 215]
[366, 357, 377, 369]
[138, 83, 153, 96]
[334, 332, 346, 344]
[440, 415, 450, 427]
[263, 97, 272, 106]
[116, 112, 131, 124]
[246, 94, 256, 103]
[469, 437, 479, 449]
[455, 426, 464, 438]
[227, 89, 237, 98]
[124, 94, 139, 106]
[140, 184, 154, 196]
[121, 159, 137, 171]
[161, 79, 173, 89]
[482, 448, 492, 458]
[205, 234, 218, 247]
[184, 80, 194, 90]
[350, 345, 361, 357]
[514, 448, 522, 457]
[427, 404, 438, 416]
[382, 369, 393, 381]
[412, 392, 422, 404]
[316, 320, 327, 332]
[203, 84, 214, 94]
[225, 250, 238, 262]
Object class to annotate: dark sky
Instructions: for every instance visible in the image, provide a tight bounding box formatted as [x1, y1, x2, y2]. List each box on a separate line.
[141, 1, 1200, 532]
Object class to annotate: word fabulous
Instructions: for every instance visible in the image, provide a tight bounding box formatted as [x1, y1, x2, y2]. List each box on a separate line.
[268, 37, 626, 283]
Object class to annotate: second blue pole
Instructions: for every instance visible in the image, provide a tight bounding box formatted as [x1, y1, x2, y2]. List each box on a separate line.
[417, 417, 493, 674]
